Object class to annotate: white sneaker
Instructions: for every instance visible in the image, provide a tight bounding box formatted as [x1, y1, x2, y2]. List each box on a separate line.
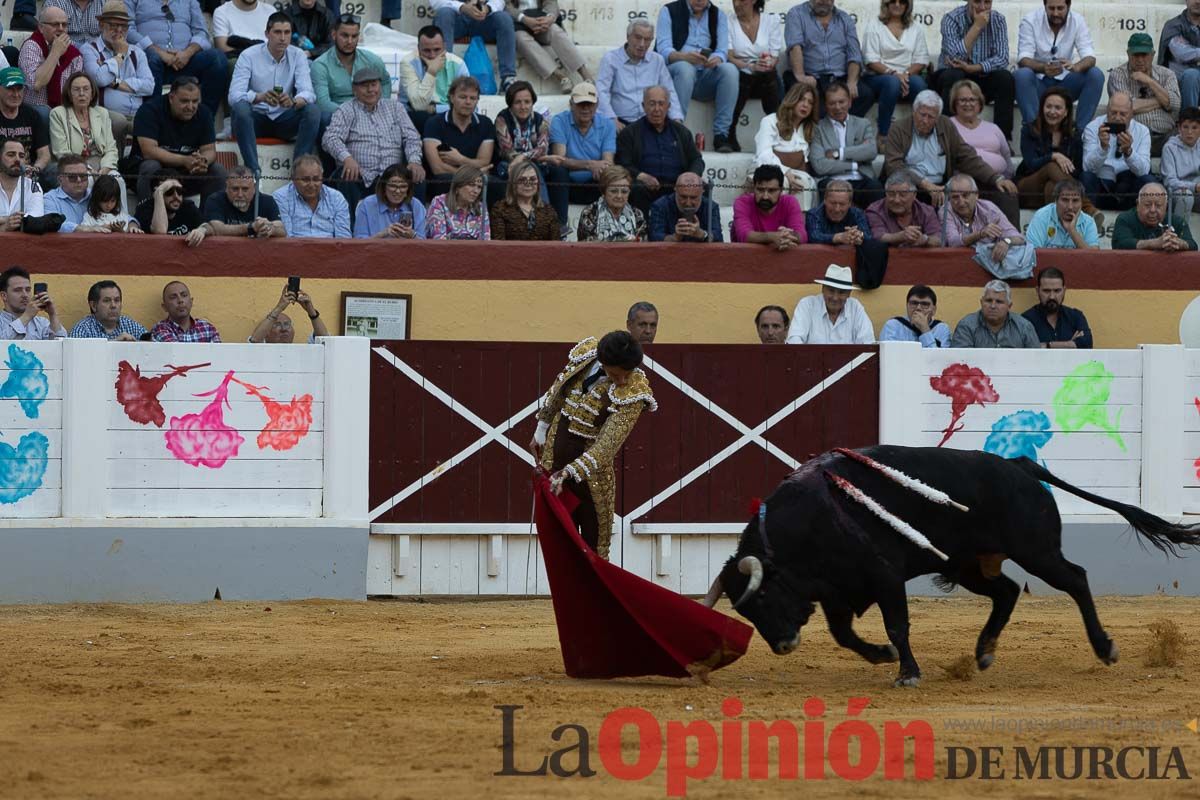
[218, 118, 231, 140]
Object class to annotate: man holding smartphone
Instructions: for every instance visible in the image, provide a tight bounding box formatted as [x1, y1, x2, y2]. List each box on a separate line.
[248, 281, 329, 343]
[1081, 92, 1155, 211]
[647, 171, 722, 242]
[0, 266, 67, 341]
[1014, 0, 1103, 138]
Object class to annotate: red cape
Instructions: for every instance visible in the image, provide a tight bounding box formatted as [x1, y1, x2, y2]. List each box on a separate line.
[533, 472, 753, 679]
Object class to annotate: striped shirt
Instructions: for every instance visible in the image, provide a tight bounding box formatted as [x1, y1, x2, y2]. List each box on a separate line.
[70, 314, 148, 340]
[938, 4, 1009, 73]
[321, 98, 422, 186]
[150, 317, 221, 343]
[45, 0, 104, 46]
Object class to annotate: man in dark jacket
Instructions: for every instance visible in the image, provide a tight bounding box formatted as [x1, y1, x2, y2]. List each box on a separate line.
[616, 85, 705, 214]
[286, 0, 336, 59]
[1158, 0, 1200, 109]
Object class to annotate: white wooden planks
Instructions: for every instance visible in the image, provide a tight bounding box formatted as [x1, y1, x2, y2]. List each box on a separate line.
[0, 341, 62, 518]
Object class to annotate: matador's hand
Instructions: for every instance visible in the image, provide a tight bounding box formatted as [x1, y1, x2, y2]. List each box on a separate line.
[529, 436, 542, 460]
[549, 471, 567, 495]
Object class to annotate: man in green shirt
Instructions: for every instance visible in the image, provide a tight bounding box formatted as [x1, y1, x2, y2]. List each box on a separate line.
[310, 13, 390, 126]
[1112, 181, 1197, 250]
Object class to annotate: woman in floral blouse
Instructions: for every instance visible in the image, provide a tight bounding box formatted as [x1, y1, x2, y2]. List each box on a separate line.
[576, 166, 646, 242]
[425, 165, 491, 240]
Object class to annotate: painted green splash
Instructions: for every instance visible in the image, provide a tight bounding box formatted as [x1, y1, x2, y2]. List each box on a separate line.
[1052, 361, 1125, 451]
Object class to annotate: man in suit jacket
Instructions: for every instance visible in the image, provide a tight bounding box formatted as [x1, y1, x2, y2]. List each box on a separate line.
[616, 85, 705, 214]
[807, 81, 881, 208]
[883, 89, 1020, 226]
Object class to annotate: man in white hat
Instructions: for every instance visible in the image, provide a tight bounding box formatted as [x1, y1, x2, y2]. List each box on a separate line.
[785, 263, 875, 345]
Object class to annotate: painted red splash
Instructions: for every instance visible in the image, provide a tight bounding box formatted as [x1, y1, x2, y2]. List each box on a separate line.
[232, 377, 314, 451]
[165, 371, 244, 468]
[115, 361, 212, 427]
[929, 364, 1000, 447]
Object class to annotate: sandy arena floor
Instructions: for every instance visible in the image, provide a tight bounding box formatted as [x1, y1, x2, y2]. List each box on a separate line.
[0, 595, 1197, 799]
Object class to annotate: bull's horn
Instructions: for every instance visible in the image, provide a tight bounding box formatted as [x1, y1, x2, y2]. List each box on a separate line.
[734, 556, 764, 608]
[700, 574, 723, 608]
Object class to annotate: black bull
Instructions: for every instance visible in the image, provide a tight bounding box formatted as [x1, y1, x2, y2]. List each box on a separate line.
[706, 446, 1200, 687]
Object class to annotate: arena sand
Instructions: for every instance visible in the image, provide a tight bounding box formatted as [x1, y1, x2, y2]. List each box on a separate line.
[0, 595, 1197, 799]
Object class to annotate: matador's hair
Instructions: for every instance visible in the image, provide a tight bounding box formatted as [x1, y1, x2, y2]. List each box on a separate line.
[597, 330, 642, 371]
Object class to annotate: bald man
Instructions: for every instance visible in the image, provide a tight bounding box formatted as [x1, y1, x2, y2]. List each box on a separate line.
[1081, 91, 1156, 211]
[1112, 182, 1198, 250]
[17, 6, 83, 124]
[648, 170, 723, 242]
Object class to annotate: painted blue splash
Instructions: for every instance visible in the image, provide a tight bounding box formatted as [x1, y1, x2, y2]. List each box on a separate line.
[0, 431, 49, 504]
[0, 344, 47, 419]
[983, 410, 1054, 461]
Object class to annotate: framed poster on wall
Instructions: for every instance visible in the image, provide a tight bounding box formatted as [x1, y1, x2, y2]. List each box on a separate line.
[341, 292, 412, 340]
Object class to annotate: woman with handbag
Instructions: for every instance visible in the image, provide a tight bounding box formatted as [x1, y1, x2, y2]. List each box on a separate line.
[505, 0, 592, 93]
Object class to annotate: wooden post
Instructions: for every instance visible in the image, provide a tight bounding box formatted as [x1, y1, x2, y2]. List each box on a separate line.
[62, 338, 107, 518]
[320, 336, 370, 520]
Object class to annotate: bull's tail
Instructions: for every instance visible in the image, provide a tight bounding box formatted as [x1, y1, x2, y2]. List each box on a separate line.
[1011, 457, 1200, 557]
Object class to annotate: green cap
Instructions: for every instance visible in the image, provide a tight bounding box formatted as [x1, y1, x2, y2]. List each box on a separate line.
[0, 67, 25, 88]
[1128, 33, 1154, 54]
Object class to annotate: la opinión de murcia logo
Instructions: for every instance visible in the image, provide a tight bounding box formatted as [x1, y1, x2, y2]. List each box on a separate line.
[495, 700, 1193, 795]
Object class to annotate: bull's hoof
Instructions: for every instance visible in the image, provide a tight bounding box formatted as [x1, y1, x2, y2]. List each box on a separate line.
[977, 654, 994, 671]
[893, 675, 921, 688]
[1102, 641, 1119, 666]
[865, 644, 899, 664]
[881, 644, 899, 663]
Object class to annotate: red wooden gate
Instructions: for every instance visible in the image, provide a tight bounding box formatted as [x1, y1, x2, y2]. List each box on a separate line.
[368, 342, 879, 529]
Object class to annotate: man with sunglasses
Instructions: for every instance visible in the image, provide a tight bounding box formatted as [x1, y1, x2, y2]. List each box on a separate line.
[126, 0, 229, 116]
[1014, 0, 1102, 138]
[135, 173, 207, 244]
[43, 154, 91, 232]
[131, 75, 226, 203]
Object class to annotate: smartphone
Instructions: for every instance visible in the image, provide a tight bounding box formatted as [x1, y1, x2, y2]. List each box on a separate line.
[33, 282, 47, 295]
[398, 211, 414, 228]
[272, 85, 284, 95]
[437, 143, 451, 152]
[699, 48, 712, 57]
[287, 276, 301, 294]
[1105, 122, 1127, 136]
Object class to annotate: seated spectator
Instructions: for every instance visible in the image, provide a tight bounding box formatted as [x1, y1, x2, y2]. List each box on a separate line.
[616, 85, 704, 216]
[948, 79, 1012, 178]
[785, 264, 874, 345]
[397, 26, 466, 133]
[126, 0, 230, 116]
[951, 280, 1039, 348]
[783, 0, 873, 119]
[151, 280, 220, 342]
[312, 13, 390, 128]
[732, 163, 806, 249]
[422, 75, 496, 199]
[353, 163, 426, 239]
[0, 68, 52, 180]
[884, 89, 1020, 226]
[284, 0, 335, 60]
[1112, 182, 1198, 251]
[425, 164, 490, 240]
[322, 66, 423, 217]
[859, 0, 930, 137]
[135, 173, 207, 243]
[866, 170, 940, 247]
[248, 286, 328, 343]
[44, 0, 104, 46]
[657, 0, 739, 152]
[1162, 107, 1200, 216]
[879, 284, 951, 348]
[490, 156, 559, 240]
[546, 82, 615, 219]
[809, 81, 881, 207]
[596, 21, 683, 129]
[1015, 86, 1099, 223]
[1021, 266, 1091, 349]
[577, 165, 646, 242]
[1014, 0, 1103, 137]
[753, 82, 817, 205]
[78, 173, 140, 231]
[82, 1, 154, 144]
[69, 279, 147, 339]
[1161, 1, 1200, 110]
[494, 80, 549, 185]
[755, 304, 789, 344]
[649, 171, 721, 242]
[131, 76, 226, 204]
[0, 138, 44, 227]
[272, 153, 351, 237]
[1109, 34, 1180, 156]
[626, 301, 658, 344]
[203, 164, 285, 238]
[212, 0, 274, 57]
[50, 71, 126, 206]
[1081, 92, 1154, 212]
[1025, 178, 1099, 249]
[431, 0, 517, 92]
[727, 0, 783, 143]
[229, 13, 320, 179]
[805, 178, 870, 245]
[42, 154, 90, 231]
[0, 266, 66, 340]
[940, 175, 1024, 268]
[506, 0, 593, 94]
[933, 0, 1014, 142]
[18, 7, 84, 124]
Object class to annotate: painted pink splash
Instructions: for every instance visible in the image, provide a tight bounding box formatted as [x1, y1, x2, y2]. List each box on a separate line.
[1193, 398, 1200, 480]
[165, 371, 244, 468]
[232, 377, 314, 452]
[929, 364, 1000, 447]
[115, 361, 211, 427]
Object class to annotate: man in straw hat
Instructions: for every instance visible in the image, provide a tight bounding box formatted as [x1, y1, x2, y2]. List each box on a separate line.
[785, 263, 875, 344]
[81, 0, 154, 145]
